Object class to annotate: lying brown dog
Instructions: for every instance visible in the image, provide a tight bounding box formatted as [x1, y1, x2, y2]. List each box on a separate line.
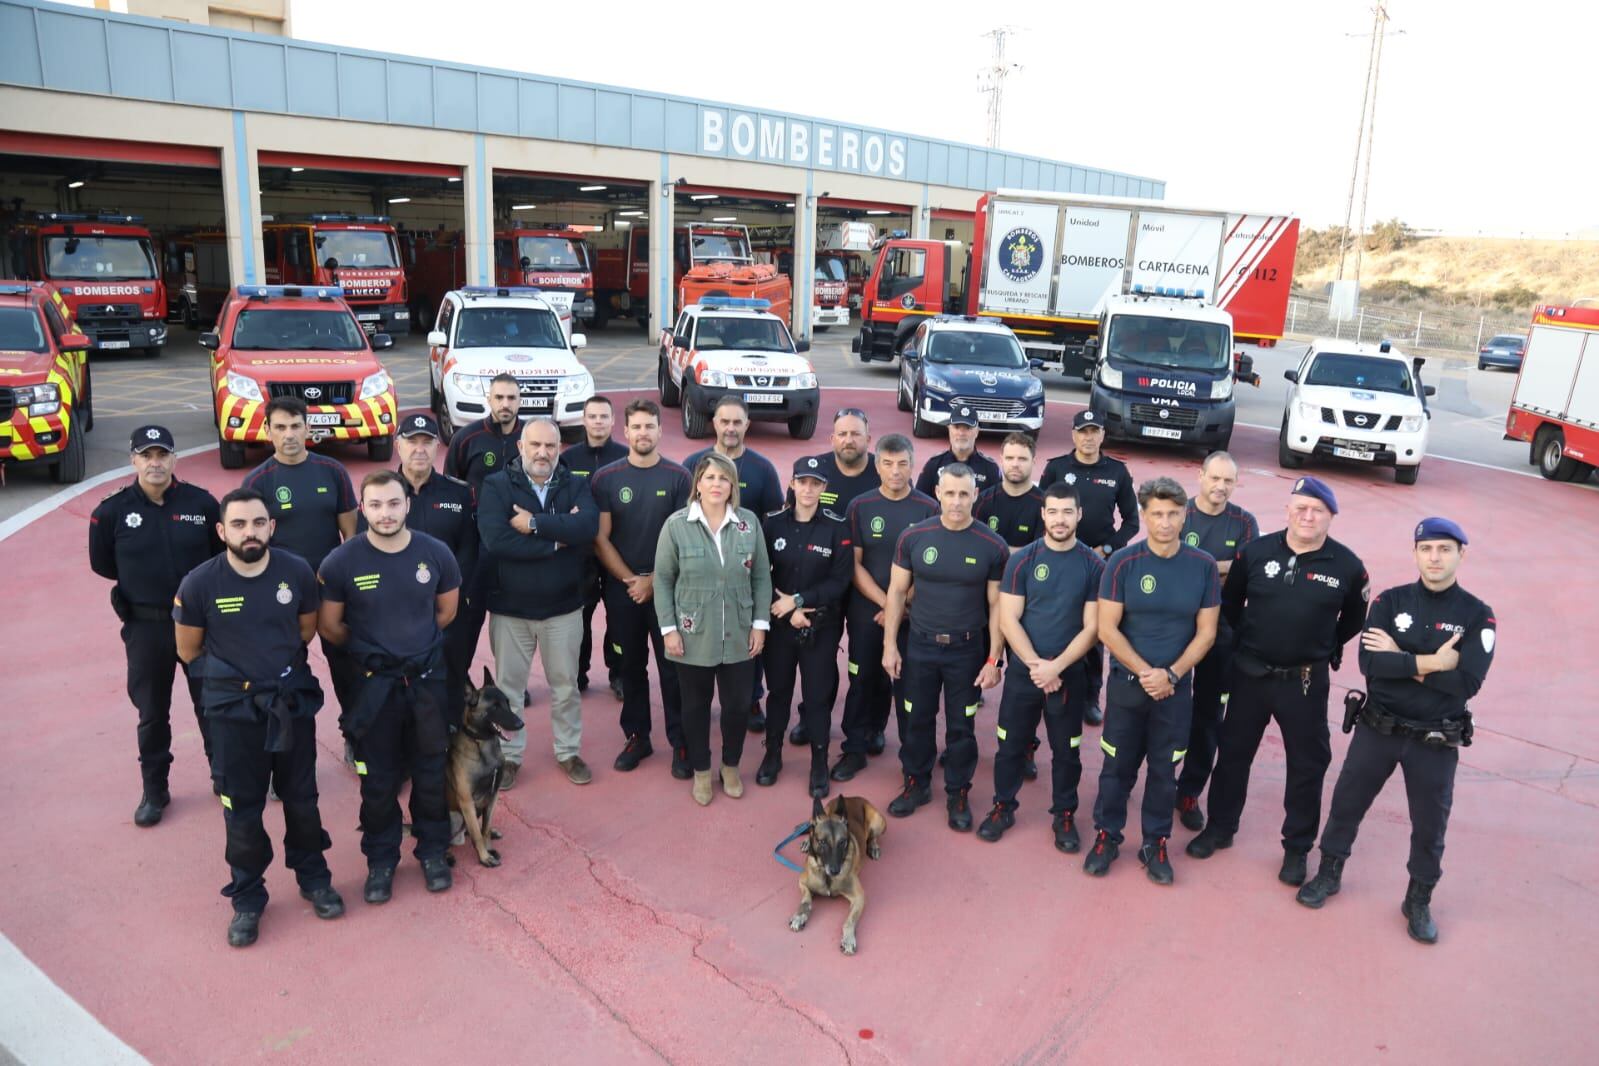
[789, 794, 886, 955]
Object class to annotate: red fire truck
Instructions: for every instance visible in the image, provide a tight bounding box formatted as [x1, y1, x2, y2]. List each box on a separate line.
[1505, 302, 1599, 483]
[1, 211, 168, 355]
[403, 224, 596, 333]
[159, 229, 229, 330]
[753, 245, 849, 329]
[261, 214, 409, 337]
[592, 224, 790, 330]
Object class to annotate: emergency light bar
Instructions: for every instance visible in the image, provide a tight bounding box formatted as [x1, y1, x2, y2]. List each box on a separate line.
[460, 286, 544, 299]
[307, 214, 393, 224]
[239, 285, 344, 301]
[0, 283, 36, 295]
[1130, 284, 1208, 301]
[32, 210, 144, 224]
[698, 297, 771, 311]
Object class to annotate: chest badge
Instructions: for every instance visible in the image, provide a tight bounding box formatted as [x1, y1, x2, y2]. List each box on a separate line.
[416, 563, 432, 584]
[1064, 473, 1077, 485]
[774, 537, 787, 552]
[276, 582, 294, 605]
[1264, 560, 1281, 579]
[1395, 612, 1413, 633]
[275, 486, 292, 505]
[922, 546, 939, 565]
[1184, 532, 1199, 547]
[124, 512, 143, 529]
[484, 452, 497, 467]
[619, 486, 634, 504]
[1140, 574, 1157, 594]
[1034, 563, 1049, 581]
[871, 516, 886, 534]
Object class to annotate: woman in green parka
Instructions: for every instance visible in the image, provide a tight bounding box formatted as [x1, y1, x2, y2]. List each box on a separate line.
[654, 452, 774, 805]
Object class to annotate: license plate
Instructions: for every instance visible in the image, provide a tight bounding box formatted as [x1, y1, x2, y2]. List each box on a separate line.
[1333, 446, 1375, 461]
[357, 314, 381, 322]
[99, 340, 130, 349]
[745, 393, 783, 404]
[1141, 426, 1183, 440]
[522, 397, 550, 409]
[307, 412, 341, 426]
[978, 411, 1010, 422]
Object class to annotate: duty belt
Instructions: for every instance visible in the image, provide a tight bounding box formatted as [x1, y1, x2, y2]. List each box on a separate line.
[913, 627, 982, 645]
[1360, 704, 1473, 748]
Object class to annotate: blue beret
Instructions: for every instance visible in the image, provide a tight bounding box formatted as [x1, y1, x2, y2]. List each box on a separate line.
[1414, 516, 1467, 545]
[1290, 475, 1338, 514]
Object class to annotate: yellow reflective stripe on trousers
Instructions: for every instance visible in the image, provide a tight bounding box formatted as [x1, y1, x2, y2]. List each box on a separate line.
[355, 761, 368, 775]
[220, 794, 232, 810]
[996, 725, 1008, 741]
[903, 699, 912, 714]
[1172, 748, 1188, 762]
[612, 643, 624, 656]
[1100, 738, 1116, 757]
[1070, 734, 1083, 749]
[848, 660, 859, 675]
[965, 704, 979, 717]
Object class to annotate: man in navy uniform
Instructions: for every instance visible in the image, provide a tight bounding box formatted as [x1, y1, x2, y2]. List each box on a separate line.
[914, 406, 999, 497]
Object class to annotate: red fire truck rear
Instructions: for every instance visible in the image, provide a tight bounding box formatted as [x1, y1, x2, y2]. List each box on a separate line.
[261, 214, 409, 337]
[1504, 302, 1599, 483]
[593, 224, 790, 329]
[1, 211, 168, 355]
[160, 229, 229, 330]
[752, 244, 849, 330]
[403, 224, 596, 333]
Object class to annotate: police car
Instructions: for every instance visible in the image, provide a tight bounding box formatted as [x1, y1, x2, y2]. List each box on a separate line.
[1279, 338, 1434, 485]
[658, 297, 820, 440]
[427, 286, 594, 441]
[895, 315, 1045, 437]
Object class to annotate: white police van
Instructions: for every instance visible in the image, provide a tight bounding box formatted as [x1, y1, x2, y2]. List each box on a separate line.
[1279, 338, 1433, 484]
[427, 286, 594, 441]
[658, 297, 820, 440]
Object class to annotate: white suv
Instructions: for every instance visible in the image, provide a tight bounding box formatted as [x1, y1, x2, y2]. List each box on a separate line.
[427, 286, 594, 440]
[1279, 339, 1433, 484]
[658, 297, 820, 440]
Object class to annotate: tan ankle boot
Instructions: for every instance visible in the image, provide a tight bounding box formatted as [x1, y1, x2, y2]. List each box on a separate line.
[692, 770, 713, 806]
[720, 764, 743, 798]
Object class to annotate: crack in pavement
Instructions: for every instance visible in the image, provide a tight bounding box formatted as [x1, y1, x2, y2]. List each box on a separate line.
[495, 802, 858, 1066]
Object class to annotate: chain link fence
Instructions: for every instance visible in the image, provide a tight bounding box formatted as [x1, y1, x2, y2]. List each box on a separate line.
[1283, 291, 1528, 358]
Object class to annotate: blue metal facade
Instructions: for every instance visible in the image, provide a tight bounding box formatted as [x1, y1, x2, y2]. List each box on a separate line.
[0, 0, 1163, 199]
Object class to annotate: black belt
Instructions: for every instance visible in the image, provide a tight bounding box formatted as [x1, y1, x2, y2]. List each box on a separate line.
[127, 603, 172, 622]
[913, 627, 981, 645]
[1360, 705, 1473, 747]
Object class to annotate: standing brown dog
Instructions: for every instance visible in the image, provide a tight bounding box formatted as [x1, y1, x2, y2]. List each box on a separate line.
[790, 794, 886, 955]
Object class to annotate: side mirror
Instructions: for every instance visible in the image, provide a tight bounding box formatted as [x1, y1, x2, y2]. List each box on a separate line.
[1027, 357, 1045, 370]
[1423, 384, 1436, 396]
[60, 334, 91, 351]
[570, 333, 587, 350]
[1234, 352, 1255, 376]
[323, 258, 339, 271]
[1283, 368, 1299, 384]
[371, 332, 394, 351]
[660, 331, 675, 348]
[795, 339, 811, 353]
[426, 330, 447, 347]
[198, 332, 220, 350]
[902, 348, 919, 362]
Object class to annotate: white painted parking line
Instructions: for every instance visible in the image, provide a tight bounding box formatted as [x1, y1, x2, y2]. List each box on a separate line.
[0, 933, 148, 1066]
[0, 444, 218, 546]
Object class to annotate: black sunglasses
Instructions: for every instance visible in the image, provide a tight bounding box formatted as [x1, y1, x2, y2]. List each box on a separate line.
[834, 407, 868, 423]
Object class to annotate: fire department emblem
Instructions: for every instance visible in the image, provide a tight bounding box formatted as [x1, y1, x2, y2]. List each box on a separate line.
[619, 486, 634, 504]
[922, 546, 938, 565]
[999, 227, 1043, 283]
[1185, 532, 1200, 547]
[871, 516, 885, 534]
[1034, 563, 1049, 582]
[275, 486, 292, 504]
[1395, 612, 1413, 633]
[988, 516, 1000, 530]
[1139, 574, 1157, 595]
[484, 452, 496, 467]
[276, 582, 294, 605]
[416, 563, 432, 584]
[901, 293, 916, 309]
[775, 538, 787, 552]
[1264, 560, 1281, 579]
[124, 512, 143, 529]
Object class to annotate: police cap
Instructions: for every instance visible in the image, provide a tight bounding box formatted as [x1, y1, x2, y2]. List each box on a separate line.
[791, 456, 828, 483]
[130, 425, 176, 453]
[1414, 516, 1467, 545]
[949, 405, 979, 428]
[399, 411, 442, 438]
[1289, 475, 1338, 514]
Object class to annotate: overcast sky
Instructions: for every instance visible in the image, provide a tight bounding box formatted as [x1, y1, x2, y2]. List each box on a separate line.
[91, 0, 1597, 237]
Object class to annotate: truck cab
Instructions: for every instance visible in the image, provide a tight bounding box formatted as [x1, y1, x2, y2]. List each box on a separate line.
[0, 281, 94, 482]
[493, 225, 596, 328]
[262, 214, 409, 337]
[851, 235, 967, 362]
[1087, 292, 1252, 450]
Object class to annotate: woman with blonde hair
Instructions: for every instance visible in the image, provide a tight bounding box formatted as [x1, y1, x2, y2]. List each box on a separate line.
[654, 452, 773, 805]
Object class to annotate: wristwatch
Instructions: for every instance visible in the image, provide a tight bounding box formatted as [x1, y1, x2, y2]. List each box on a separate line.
[792, 593, 805, 608]
[1165, 667, 1180, 687]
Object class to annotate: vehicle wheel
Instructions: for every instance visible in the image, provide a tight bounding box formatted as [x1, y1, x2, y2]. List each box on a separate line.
[49, 424, 86, 484]
[1536, 427, 1582, 481]
[368, 435, 395, 462]
[1211, 426, 1231, 452]
[81, 365, 94, 432]
[218, 428, 247, 469]
[788, 411, 818, 440]
[182, 298, 198, 330]
[911, 392, 937, 438]
[658, 355, 682, 407]
[682, 391, 710, 439]
[1395, 463, 1420, 485]
[428, 370, 442, 414]
[1477, 359, 1487, 371]
[896, 376, 912, 412]
[1277, 418, 1305, 469]
[438, 402, 457, 445]
[815, 325, 830, 333]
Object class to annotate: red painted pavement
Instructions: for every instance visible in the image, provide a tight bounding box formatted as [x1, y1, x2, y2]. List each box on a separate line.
[1, 390, 1593, 1063]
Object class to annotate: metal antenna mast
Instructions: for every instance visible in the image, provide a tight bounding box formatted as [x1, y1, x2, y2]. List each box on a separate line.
[979, 28, 1022, 149]
[1337, 3, 1396, 284]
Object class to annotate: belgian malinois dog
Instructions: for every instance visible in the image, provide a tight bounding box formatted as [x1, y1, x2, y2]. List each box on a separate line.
[789, 794, 886, 955]
[447, 667, 524, 867]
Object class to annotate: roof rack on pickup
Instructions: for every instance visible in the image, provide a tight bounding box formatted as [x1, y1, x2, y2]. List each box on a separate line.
[696, 297, 771, 311]
[239, 285, 344, 301]
[459, 286, 545, 299]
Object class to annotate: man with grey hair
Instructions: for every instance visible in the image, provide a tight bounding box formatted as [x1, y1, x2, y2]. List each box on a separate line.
[1086, 477, 1220, 884]
[477, 417, 599, 789]
[1174, 451, 1259, 831]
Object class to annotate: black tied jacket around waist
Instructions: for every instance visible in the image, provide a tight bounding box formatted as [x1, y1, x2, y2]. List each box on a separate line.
[340, 633, 449, 754]
[192, 653, 324, 753]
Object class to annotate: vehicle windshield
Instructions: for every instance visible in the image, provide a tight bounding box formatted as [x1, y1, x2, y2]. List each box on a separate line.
[690, 233, 752, 263]
[0, 307, 48, 352]
[518, 236, 589, 270]
[1106, 314, 1230, 372]
[694, 316, 793, 352]
[44, 235, 157, 280]
[314, 229, 399, 269]
[1304, 353, 1415, 395]
[454, 306, 566, 349]
[924, 330, 1027, 368]
[231, 308, 367, 351]
[815, 258, 849, 282]
[1488, 334, 1525, 349]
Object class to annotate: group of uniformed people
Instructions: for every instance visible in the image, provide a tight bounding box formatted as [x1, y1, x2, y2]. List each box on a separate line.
[90, 392, 1494, 949]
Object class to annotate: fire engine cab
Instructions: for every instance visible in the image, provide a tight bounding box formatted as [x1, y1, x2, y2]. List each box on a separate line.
[1, 211, 168, 355]
[0, 282, 93, 483]
[658, 297, 818, 440]
[201, 285, 397, 468]
[261, 214, 409, 337]
[1505, 302, 1599, 483]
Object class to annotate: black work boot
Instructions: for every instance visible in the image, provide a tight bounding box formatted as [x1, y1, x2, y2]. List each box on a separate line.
[1295, 855, 1345, 909]
[1083, 830, 1119, 876]
[133, 788, 170, 828]
[364, 866, 396, 905]
[748, 702, 767, 734]
[612, 735, 654, 772]
[887, 776, 931, 817]
[422, 857, 453, 893]
[809, 750, 830, 799]
[1402, 879, 1439, 944]
[1083, 697, 1104, 727]
[1279, 849, 1309, 886]
[866, 731, 886, 756]
[1023, 736, 1040, 781]
[1139, 837, 1175, 885]
[977, 804, 1015, 842]
[300, 886, 346, 920]
[946, 787, 974, 832]
[227, 910, 261, 948]
[671, 746, 692, 780]
[1053, 811, 1081, 853]
[755, 746, 782, 787]
[788, 721, 810, 747]
[1185, 825, 1234, 859]
[830, 751, 868, 782]
[1176, 794, 1205, 832]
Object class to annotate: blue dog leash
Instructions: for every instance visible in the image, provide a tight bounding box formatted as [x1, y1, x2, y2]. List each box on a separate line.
[773, 821, 809, 873]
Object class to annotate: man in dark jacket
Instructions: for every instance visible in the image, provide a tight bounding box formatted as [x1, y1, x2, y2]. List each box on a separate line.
[477, 417, 600, 788]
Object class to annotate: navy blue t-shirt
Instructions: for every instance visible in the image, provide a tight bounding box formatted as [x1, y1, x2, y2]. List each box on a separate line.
[590, 458, 691, 575]
[241, 453, 357, 571]
[1002, 540, 1104, 658]
[1182, 500, 1259, 566]
[893, 518, 1009, 634]
[318, 531, 462, 657]
[174, 549, 319, 681]
[684, 446, 783, 518]
[1099, 541, 1221, 672]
